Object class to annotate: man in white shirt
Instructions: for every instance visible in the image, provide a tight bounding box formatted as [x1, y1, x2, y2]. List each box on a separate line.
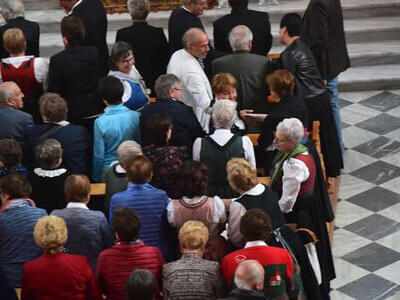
[167, 28, 212, 132]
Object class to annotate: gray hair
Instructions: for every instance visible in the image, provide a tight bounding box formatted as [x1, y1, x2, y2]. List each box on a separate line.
[234, 260, 265, 291]
[212, 99, 237, 129]
[229, 25, 253, 52]
[127, 0, 150, 20]
[182, 28, 205, 49]
[35, 139, 63, 169]
[126, 269, 156, 300]
[154, 74, 181, 98]
[117, 140, 142, 166]
[0, 82, 15, 104]
[276, 117, 304, 143]
[0, 0, 24, 18]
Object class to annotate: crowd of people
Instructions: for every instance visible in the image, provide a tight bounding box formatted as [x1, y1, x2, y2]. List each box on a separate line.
[0, 0, 351, 298]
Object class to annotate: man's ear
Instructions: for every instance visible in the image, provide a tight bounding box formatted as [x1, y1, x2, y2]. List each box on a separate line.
[62, 36, 69, 47]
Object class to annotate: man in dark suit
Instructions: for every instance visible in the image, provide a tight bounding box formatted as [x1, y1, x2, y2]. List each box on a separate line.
[0, 81, 33, 144]
[60, 0, 109, 75]
[213, 0, 272, 56]
[212, 25, 269, 110]
[116, 0, 169, 96]
[140, 74, 205, 153]
[301, 0, 350, 153]
[0, 0, 39, 58]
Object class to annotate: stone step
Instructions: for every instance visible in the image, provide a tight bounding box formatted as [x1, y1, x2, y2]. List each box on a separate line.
[338, 64, 400, 91]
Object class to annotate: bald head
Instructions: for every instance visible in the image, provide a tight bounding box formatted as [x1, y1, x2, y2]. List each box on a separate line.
[182, 28, 209, 59]
[234, 260, 265, 291]
[0, 81, 24, 109]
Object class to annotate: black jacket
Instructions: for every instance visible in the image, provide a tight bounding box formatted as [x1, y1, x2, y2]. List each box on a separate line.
[301, 0, 350, 80]
[218, 289, 268, 300]
[116, 22, 169, 95]
[276, 39, 326, 100]
[140, 97, 205, 153]
[0, 17, 39, 58]
[70, 0, 109, 75]
[48, 45, 104, 121]
[213, 8, 272, 56]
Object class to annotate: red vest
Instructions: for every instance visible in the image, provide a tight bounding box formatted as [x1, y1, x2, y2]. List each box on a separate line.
[296, 154, 316, 197]
[0, 58, 42, 100]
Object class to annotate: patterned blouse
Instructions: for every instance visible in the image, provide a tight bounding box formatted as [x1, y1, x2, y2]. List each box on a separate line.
[143, 145, 188, 198]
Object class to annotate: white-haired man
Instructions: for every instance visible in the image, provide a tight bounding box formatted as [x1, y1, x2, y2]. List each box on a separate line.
[0, 0, 39, 58]
[212, 25, 269, 110]
[168, 28, 212, 132]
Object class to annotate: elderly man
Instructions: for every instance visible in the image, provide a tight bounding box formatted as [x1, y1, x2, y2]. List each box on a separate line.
[218, 260, 266, 300]
[140, 74, 204, 151]
[0, 173, 47, 288]
[116, 0, 169, 95]
[163, 221, 225, 299]
[212, 25, 269, 110]
[213, 0, 272, 56]
[0, 81, 33, 144]
[59, 0, 109, 75]
[0, 0, 39, 58]
[168, 28, 212, 132]
[269, 117, 335, 298]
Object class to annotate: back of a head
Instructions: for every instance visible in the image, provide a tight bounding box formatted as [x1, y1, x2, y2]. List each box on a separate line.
[144, 113, 173, 147]
[64, 174, 90, 203]
[112, 207, 141, 242]
[0, 81, 16, 105]
[154, 74, 180, 99]
[0, 172, 32, 199]
[240, 209, 272, 242]
[34, 215, 68, 254]
[234, 260, 265, 291]
[229, 25, 253, 52]
[98, 76, 124, 105]
[228, 0, 248, 10]
[126, 156, 153, 184]
[226, 158, 258, 193]
[175, 160, 208, 198]
[35, 139, 63, 170]
[39, 93, 68, 122]
[117, 140, 142, 167]
[126, 269, 156, 300]
[178, 220, 209, 250]
[266, 69, 295, 99]
[280, 13, 302, 37]
[61, 16, 85, 46]
[1, 0, 25, 19]
[128, 0, 150, 20]
[0, 138, 22, 168]
[3, 28, 26, 55]
[212, 99, 237, 129]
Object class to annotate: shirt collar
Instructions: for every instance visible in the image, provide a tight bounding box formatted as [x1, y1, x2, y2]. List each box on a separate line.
[245, 241, 268, 248]
[34, 168, 67, 178]
[66, 202, 88, 209]
[66, 0, 83, 16]
[242, 183, 265, 196]
[104, 104, 126, 113]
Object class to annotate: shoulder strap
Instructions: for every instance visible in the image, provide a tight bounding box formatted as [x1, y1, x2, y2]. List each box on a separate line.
[35, 125, 63, 147]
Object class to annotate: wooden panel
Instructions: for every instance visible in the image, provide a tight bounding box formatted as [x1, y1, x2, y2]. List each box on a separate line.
[15, 288, 21, 300]
[258, 176, 270, 186]
[267, 53, 281, 60]
[90, 183, 106, 196]
[148, 97, 156, 103]
[247, 133, 260, 146]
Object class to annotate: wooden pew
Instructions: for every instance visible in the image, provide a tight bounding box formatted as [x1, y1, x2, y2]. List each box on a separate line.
[247, 133, 260, 147]
[15, 288, 21, 300]
[90, 183, 106, 196]
[148, 97, 156, 103]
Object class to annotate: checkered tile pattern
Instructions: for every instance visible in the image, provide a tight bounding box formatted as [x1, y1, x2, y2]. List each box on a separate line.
[331, 90, 400, 300]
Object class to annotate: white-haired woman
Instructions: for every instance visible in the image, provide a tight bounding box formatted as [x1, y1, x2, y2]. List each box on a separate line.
[193, 100, 255, 198]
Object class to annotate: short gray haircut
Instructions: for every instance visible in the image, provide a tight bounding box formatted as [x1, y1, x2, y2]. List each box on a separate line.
[127, 0, 150, 20]
[35, 139, 63, 169]
[276, 118, 304, 143]
[154, 74, 181, 98]
[212, 99, 237, 129]
[0, 0, 24, 18]
[229, 25, 253, 52]
[0, 82, 15, 104]
[234, 260, 264, 291]
[182, 28, 205, 49]
[126, 269, 156, 300]
[117, 140, 142, 166]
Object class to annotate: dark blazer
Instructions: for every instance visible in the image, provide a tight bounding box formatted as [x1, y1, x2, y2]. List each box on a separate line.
[212, 51, 269, 109]
[213, 8, 272, 56]
[116, 22, 169, 95]
[70, 0, 109, 75]
[168, 8, 204, 54]
[48, 45, 103, 121]
[0, 17, 39, 58]
[140, 97, 205, 152]
[301, 0, 350, 80]
[0, 105, 33, 144]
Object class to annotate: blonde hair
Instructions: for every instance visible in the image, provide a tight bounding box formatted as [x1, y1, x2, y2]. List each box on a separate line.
[34, 216, 68, 254]
[3, 28, 26, 54]
[227, 158, 258, 192]
[212, 73, 237, 95]
[178, 221, 209, 250]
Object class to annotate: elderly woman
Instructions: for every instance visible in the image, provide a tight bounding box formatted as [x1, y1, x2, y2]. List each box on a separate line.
[142, 113, 188, 197]
[27, 92, 89, 174]
[193, 100, 255, 198]
[28, 139, 69, 214]
[0, 28, 47, 119]
[162, 221, 225, 299]
[109, 41, 148, 111]
[52, 174, 114, 271]
[21, 216, 102, 299]
[116, 0, 169, 96]
[167, 160, 226, 260]
[0, 138, 28, 179]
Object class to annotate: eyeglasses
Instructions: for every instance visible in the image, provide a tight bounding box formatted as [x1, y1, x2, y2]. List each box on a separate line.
[273, 136, 290, 144]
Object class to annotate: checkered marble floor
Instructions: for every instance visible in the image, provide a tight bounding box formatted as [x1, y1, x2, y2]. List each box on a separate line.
[330, 90, 400, 300]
